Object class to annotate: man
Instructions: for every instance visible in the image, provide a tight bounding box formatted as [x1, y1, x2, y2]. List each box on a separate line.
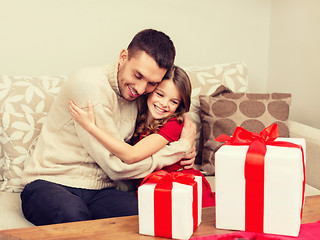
[21, 29, 196, 226]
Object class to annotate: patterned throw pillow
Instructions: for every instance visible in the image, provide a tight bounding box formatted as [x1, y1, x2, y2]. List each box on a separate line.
[183, 63, 248, 164]
[199, 91, 291, 175]
[1, 112, 46, 192]
[0, 75, 66, 192]
[0, 133, 3, 181]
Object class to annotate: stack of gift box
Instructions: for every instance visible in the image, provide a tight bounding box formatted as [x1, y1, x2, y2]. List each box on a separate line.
[137, 124, 306, 239]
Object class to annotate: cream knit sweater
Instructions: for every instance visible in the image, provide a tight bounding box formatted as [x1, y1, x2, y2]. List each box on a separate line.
[22, 62, 191, 190]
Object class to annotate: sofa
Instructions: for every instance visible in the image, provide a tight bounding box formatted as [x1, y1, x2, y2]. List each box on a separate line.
[1, 63, 320, 230]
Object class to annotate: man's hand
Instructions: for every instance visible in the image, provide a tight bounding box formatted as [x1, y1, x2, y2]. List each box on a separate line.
[180, 113, 196, 169]
[180, 145, 196, 169]
[180, 113, 196, 146]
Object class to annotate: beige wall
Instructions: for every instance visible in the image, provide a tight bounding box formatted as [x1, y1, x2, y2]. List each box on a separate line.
[268, 0, 320, 129]
[1, 0, 318, 128]
[0, 0, 270, 90]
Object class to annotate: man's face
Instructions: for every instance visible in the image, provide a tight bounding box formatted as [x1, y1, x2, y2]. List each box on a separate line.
[117, 50, 167, 101]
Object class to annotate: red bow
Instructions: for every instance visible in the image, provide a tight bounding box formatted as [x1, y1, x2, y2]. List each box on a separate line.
[215, 123, 279, 145]
[141, 170, 195, 188]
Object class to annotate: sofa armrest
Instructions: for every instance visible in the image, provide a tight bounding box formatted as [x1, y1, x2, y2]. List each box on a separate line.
[288, 120, 320, 190]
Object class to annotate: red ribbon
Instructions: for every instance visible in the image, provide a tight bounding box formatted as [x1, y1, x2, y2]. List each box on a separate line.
[140, 170, 198, 238]
[216, 123, 305, 233]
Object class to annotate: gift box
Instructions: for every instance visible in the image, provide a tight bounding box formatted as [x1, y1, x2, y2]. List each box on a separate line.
[138, 170, 202, 239]
[215, 124, 306, 237]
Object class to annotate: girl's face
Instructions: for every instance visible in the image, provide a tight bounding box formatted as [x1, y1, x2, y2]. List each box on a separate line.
[146, 79, 182, 123]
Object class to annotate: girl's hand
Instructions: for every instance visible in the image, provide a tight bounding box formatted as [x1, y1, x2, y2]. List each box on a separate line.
[68, 100, 96, 131]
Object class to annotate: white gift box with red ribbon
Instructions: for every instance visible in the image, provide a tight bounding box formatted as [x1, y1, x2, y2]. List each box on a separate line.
[215, 124, 306, 237]
[138, 171, 202, 239]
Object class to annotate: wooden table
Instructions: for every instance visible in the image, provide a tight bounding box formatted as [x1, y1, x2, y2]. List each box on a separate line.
[0, 195, 319, 240]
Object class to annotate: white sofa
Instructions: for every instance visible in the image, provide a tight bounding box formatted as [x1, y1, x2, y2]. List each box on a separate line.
[1, 63, 320, 230]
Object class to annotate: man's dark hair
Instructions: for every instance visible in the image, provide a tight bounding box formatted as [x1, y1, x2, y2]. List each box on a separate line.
[127, 29, 175, 70]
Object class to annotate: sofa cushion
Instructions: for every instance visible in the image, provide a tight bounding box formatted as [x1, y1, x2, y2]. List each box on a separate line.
[184, 63, 248, 164]
[0, 75, 64, 113]
[0, 192, 34, 230]
[1, 112, 46, 192]
[0, 75, 66, 192]
[0, 140, 3, 182]
[199, 92, 291, 175]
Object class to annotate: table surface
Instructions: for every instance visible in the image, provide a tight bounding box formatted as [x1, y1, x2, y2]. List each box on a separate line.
[0, 195, 319, 240]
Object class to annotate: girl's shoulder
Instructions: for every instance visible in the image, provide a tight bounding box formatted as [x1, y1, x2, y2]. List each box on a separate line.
[162, 117, 184, 130]
[158, 117, 183, 142]
[166, 117, 183, 125]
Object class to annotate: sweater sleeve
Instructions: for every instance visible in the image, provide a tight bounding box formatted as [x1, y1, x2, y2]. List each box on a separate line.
[75, 104, 191, 181]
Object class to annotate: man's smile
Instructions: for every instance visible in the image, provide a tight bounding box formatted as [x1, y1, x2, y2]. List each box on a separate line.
[128, 85, 139, 98]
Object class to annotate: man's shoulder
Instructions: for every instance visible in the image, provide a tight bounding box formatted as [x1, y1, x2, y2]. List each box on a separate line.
[71, 65, 109, 82]
[64, 64, 115, 106]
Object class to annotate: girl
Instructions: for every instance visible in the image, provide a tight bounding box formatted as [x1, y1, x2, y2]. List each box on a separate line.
[69, 66, 214, 206]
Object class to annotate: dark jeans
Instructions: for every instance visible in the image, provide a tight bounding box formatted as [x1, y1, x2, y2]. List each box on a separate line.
[21, 179, 138, 226]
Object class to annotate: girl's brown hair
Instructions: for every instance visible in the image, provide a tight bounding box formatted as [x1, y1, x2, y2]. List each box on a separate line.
[133, 65, 192, 139]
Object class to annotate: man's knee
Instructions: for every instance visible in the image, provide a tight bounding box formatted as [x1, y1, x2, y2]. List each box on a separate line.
[54, 204, 92, 224]
[89, 188, 138, 219]
[21, 180, 92, 225]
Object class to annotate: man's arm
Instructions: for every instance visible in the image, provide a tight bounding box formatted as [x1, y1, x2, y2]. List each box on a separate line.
[179, 114, 197, 169]
[74, 103, 192, 181]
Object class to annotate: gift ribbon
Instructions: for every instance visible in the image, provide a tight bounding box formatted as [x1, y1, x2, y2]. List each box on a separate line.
[216, 123, 305, 233]
[140, 170, 198, 238]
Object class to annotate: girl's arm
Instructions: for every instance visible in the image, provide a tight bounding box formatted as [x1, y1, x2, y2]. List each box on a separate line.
[69, 100, 169, 164]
